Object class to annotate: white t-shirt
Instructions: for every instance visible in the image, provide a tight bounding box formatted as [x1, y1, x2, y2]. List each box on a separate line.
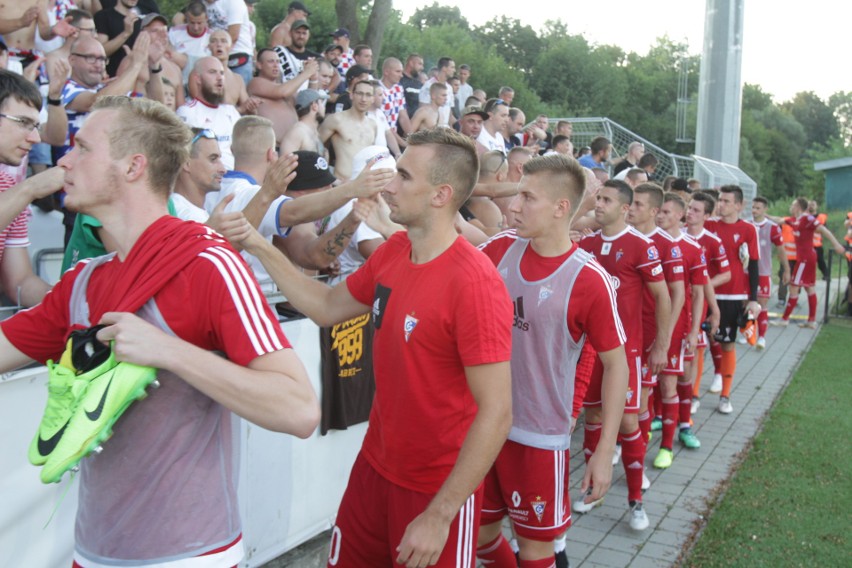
[368, 109, 390, 148]
[477, 127, 507, 154]
[176, 99, 241, 169]
[205, 174, 292, 292]
[168, 25, 212, 58]
[203, 0, 253, 55]
[171, 192, 209, 223]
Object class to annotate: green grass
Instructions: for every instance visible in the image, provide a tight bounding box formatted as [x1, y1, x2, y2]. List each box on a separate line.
[684, 321, 852, 567]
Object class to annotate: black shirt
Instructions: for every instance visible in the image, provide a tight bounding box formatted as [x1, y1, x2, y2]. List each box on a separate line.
[93, 2, 159, 77]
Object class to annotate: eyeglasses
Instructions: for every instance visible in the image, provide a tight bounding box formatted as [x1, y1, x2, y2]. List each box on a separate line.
[191, 129, 217, 145]
[71, 53, 108, 64]
[0, 113, 40, 132]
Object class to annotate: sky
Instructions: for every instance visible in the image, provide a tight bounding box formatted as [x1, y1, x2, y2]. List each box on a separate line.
[395, 0, 849, 103]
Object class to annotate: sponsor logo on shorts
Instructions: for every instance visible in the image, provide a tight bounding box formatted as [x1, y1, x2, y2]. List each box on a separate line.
[626, 386, 633, 402]
[512, 491, 522, 508]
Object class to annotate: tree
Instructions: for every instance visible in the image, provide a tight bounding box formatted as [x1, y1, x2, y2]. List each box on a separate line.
[408, 3, 469, 31]
[474, 17, 542, 75]
[334, 0, 393, 60]
[783, 91, 839, 149]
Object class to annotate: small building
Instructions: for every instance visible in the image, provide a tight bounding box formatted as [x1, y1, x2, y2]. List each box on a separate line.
[814, 157, 852, 210]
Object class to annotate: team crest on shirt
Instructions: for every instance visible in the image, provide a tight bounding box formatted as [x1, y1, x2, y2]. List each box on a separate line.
[539, 285, 553, 304]
[733, 233, 740, 243]
[404, 313, 419, 342]
[531, 496, 547, 522]
[616, 249, 624, 262]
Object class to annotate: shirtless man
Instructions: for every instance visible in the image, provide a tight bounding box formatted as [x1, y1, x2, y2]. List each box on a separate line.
[190, 29, 259, 114]
[465, 150, 506, 235]
[114, 14, 178, 106]
[268, 0, 309, 48]
[410, 82, 449, 132]
[0, 1, 70, 63]
[280, 88, 326, 157]
[248, 47, 317, 144]
[319, 79, 377, 181]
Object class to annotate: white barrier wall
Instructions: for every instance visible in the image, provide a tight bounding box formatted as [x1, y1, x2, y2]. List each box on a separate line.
[0, 317, 365, 568]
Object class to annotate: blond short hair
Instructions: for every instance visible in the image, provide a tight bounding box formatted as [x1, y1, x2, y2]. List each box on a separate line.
[522, 154, 586, 209]
[93, 96, 191, 195]
[231, 115, 275, 160]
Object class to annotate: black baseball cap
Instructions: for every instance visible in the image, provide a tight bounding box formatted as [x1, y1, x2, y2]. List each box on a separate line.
[288, 1, 311, 15]
[331, 28, 350, 38]
[290, 151, 337, 191]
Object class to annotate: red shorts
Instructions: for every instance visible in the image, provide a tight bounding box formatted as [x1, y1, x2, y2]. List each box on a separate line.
[480, 440, 570, 540]
[661, 334, 687, 376]
[328, 453, 480, 567]
[583, 347, 640, 413]
[758, 275, 772, 298]
[792, 259, 816, 287]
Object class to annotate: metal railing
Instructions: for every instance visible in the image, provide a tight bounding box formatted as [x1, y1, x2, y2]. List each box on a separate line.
[823, 248, 852, 322]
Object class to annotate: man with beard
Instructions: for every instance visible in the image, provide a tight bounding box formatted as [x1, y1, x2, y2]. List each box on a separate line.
[199, 29, 259, 114]
[272, 19, 320, 84]
[248, 47, 317, 144]
[177, 56, 241, 169]
[280, 89, 328, 157]
[319, 79, 377, 180]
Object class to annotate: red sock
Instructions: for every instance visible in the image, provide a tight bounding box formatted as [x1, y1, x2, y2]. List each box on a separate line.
[693, 347, 705, 395]
[653, 384, 663, 418]
[782, 296, 798, 320]
[807, 293, 817, 321]
[638, 410, 651, 441]
[757, 310, 769, 338]
[476, 534, 517, 568]
[710, 341, 722, 374]
[583, 422, 602, 464]
[520, 558, 557, 568]
[677, 382, 693, 426]
[620, 428, 646, 502]
[721, 349, 736, 398]
[661, 396, 679, 450]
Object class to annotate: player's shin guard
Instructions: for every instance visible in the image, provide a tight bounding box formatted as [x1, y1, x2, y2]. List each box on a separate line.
[757, 310, 769, 339]
[693, 347, 705, 395]
[583, 422, 602, 464]
[621, 428, 646, 502]
[807, 293, 817, 322]
[661, 396, 678, 451]
[782, 297, 798, 320]
[677, 382, 693, 426]
[721, 349, 736, 398]
[710, 341, 722, 374]
[476, 534, 517, 568]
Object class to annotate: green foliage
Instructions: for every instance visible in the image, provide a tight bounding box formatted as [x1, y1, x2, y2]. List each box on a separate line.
[408, 3, 469, 31]
[685, 322, 852, 567]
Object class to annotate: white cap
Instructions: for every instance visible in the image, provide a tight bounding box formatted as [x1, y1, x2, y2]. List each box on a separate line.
[351, 145, 397, 178]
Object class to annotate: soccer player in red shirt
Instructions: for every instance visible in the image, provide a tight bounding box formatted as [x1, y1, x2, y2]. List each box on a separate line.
[704, 186, 761, 414]
[475, 157, 628, 567]
[242, 128, 514, 568]
[0, 97, 320, 567]
[652, 193, 707, 467]
[751, 196, 790, 346]
[627, 184, 685, 442]
[769, 197, 845, 327]
[684, 192, 728, 405]
[573, 179, 671, 532]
